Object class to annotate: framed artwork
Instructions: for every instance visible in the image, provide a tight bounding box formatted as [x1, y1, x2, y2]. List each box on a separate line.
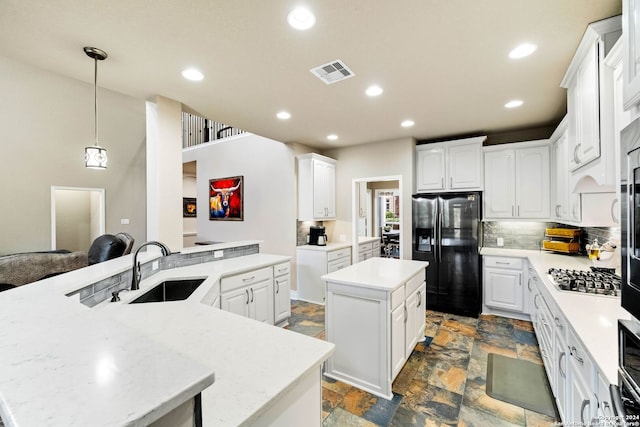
[209, 176, 243, 221]
[183, 197, 197, 218]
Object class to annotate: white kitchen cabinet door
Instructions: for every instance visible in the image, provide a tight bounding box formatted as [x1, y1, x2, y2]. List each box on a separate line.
[484, 268, 523, 312]
[312, 160, 336, 219]
[220, 287, 251, 318]
[555, 331, 569, 422]
[405, 287, 420, 356]
[515, 145, 550, 219]
[567, 360, 592, 425]
[624, 0, 640, 109]
[416, 146, 446, 191]
[274, 274, 291, 325]
[568, 43, 600, 171]
[390, 304, 406, 380]
[551, 120, 570, 221]
[448, 143, 483, 189]
[249, 279, 274, 324]
[483, 150, 515, 218]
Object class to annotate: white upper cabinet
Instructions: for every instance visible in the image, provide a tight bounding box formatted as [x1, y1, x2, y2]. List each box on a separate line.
[561, 16, 621, 171]
[297, 153, 336, 221]
[415, 136, 485, 193]
[623, 0, 640, 109]
[483, 140, 550, 220]
[551, 117, 570, 221]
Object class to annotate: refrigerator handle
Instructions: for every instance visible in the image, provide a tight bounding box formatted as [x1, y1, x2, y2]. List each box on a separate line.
[438, 212, 442, 262]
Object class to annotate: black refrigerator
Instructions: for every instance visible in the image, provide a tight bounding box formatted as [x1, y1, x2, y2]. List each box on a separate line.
[412, 192, 482, 318]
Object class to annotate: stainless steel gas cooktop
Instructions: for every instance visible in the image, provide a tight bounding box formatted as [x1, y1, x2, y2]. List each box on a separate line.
[547, 267, 620, 297]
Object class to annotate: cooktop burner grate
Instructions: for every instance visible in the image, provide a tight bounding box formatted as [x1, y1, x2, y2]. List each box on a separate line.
[547, 267, 620, 297]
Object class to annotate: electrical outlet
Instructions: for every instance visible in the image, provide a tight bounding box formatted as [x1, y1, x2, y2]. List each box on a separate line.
[152, 260, 159, 270]
[120, 218, 129, 225]
[497, 237, 504, 247]
[214, 250, 224, 259]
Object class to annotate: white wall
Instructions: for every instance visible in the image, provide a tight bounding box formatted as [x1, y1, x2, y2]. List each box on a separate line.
[0, 56, 147, 255]
[324, 137, 415, 258]
[183, 133, 297, 258]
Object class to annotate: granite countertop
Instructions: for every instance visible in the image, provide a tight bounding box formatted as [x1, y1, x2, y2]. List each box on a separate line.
[0, 248, 334, 427]
[321, 257, 429, 291]
[480, 247, 629, 384]
[296, 242, 352, 252]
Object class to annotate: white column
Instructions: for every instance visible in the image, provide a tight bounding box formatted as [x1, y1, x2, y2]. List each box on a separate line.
[146, 96, 183, 251]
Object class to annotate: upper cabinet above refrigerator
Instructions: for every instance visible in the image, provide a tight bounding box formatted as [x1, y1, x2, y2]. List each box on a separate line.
[415, 136, 486, 193]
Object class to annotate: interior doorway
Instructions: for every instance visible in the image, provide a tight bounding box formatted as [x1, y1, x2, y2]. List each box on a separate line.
[352, 175, 402, 260]
[51, 186, 105, 251]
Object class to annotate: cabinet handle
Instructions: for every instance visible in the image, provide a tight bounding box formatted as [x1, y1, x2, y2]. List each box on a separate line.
[517, 205, 520, 217]
[534, 294, 540, 309]
[441, 177, 444, 188]
[554, 317, 563, 328]
[495, 261, 511, 265]
[512, 205, 515, 216]
[580, 398, 590, 425]
[450, 177, 453, 188]
[555, 205, 561, 218]
[558, 351, 566, 378]
[277, 268, 287, 273]
[242, 276, 256, 283]
[245, 289, 250, 304]
[574, 143, 582, 164]
[611, 198, 619, 224]
[250, 288, 254, 303]
[404, 306, 408, 323]
[527, 278, 532, 291]
[417, 291, 421, 308]
[570, 346, 584, 365]
[603, 401, 612, 417]
[276, 280, 280, 294]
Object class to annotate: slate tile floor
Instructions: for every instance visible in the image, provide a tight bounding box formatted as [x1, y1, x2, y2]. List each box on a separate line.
[286, 300, 559, 426]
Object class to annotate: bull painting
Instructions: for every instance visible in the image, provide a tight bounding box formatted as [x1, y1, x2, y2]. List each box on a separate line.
[209, 176, 243, 220]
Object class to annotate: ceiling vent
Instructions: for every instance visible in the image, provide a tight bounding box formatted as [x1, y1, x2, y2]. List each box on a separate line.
[310, 59, 355, 84]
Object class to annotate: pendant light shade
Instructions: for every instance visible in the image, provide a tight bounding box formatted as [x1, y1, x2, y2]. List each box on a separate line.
[83, 46, 108, 169]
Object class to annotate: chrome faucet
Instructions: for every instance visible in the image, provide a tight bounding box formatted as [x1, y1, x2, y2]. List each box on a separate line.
[130, 241, 171, 290]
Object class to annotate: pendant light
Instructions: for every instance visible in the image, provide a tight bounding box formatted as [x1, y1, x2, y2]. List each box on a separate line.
[83, 46, 108, 169]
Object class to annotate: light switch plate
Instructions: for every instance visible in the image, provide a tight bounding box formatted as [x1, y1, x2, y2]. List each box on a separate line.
[497, 237, 504, 247]
[214, 250, 224, 258]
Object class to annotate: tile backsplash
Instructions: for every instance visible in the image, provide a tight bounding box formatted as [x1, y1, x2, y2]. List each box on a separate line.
[483, 221, 620, 254]
[68, 243, 260, 307]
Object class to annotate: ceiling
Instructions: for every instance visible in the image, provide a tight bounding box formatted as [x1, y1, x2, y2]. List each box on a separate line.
[0, 1, 622, 149]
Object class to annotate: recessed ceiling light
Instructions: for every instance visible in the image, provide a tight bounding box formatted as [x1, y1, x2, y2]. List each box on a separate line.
[401, 120, 415, 128]
[509, 43, 537, 59]
[505, 99, 524, 108]
[181, 68, 204, 81]
[287, 7, 316, 30]
[327, 134, 338, 141]
[365, 85, 383, 97]
[276, 111, 291, 120]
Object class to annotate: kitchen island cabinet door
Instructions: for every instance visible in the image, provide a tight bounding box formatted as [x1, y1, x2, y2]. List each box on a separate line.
[220, 287, 251, 318]
[250, 279, 275, 324]
[390, 303, 406, 380]
[274, 271, 291, 325]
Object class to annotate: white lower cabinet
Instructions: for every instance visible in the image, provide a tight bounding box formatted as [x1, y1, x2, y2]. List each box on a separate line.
[357, 239, 380, 262]
[273, 262, 291, 326]
[483, 256, 525, 316]
[297, 246, 351, 304]
[325, 270, 426, 400]
[221, 267, 274, 325]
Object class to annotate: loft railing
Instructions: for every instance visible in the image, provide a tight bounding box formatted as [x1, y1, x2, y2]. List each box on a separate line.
[182, 112, 247, 148]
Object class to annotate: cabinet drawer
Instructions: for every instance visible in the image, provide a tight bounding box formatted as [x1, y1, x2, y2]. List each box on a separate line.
[372, 239, 381, 250]
[221, 267, 272, 293]
[568, 327, 593, 384]
[391, 286, 404, 310]
[328, 248, 351, 262]
[273, 262, 290, 277]
[358, 242, 373, 253]
[328, 257, 350, 273]
[406, 271, 425, 295]
[484, 256, 523, 269]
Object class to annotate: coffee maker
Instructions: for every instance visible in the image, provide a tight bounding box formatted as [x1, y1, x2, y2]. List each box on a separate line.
[308, 225, 327, 246]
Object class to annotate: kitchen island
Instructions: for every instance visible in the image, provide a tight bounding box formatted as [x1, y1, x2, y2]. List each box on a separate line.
[0, 242, 334, 426]
[321, 257, 429, 400]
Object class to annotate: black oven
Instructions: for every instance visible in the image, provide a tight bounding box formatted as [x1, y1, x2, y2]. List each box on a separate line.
[612, 320, 640, 425]
[622, 120, 640, 320]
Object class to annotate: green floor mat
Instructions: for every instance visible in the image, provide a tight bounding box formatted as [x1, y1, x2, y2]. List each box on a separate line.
[486, 353, 557, 417]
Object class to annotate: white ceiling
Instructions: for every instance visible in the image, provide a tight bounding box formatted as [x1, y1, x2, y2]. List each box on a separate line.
[0, 1, 622, 149]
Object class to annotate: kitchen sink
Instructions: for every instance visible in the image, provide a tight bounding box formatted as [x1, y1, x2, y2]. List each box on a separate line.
[129, 278, 205, 303]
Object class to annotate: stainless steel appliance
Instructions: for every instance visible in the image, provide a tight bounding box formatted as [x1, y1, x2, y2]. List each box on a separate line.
[547, 267, 621, 297]
[622, 118, 640, 319]
[308, 225, 327, 246]
[412, 192, 482, 317]
[611, 320, 640, 421]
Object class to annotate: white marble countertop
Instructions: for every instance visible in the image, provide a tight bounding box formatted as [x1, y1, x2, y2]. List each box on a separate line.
[480, 247, 630, 384]
[0, 248, 334, 427]
[357, 236, 380, 244]
[296, 242, 352, 252]
[321, 257, 429, 291]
